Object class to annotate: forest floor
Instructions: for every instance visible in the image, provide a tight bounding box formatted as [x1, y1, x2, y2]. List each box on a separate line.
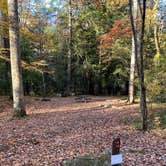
[0, 96, 166, 166]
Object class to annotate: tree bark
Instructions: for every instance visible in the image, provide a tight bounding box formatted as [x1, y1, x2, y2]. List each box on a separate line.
[128, 0, 138, 104]
[0, 0, 7, 52]
[139, 0, 148, 131]
[154, 24, 160, 65]
[67, 0, 72, 95]
[129, 0, 148, 131]
[8, 0, 26, 117]
[153, 0, 160, 65]
[42, 73, 46, 97]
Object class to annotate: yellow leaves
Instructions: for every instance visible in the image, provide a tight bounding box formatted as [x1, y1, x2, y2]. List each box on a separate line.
[0, 47, 9, 55]
[20, 28, 46, 44]
[154, 116, 161, 128]
[0, 50, 48, 74]
[0, 20, 9, 37]
[31, 60, 48, 67]
[0, 20, 8, 27]
[21, 60, 49, 74]
[106, 0, 128, 9]
[153, 52, 160, 64]
[0, 0, 8, 16]
[146, 8, 158, 24]
[146, 0, 159, 25]
[19, 12, 33, 26]
[145, 68, 166, 101]
[0, 48, 10, 62]
[0, 0, 8, 34]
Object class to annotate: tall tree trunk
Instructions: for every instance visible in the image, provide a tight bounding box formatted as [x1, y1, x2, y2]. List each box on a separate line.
[128, 0, 138, 103]
[128, 0, 138, 104]
[154, 24, 160, 65]
[42, 73, 46, 97]
[129, 0, 148, 131]
[0, 1, 6, 51]
[67, 0, 72, 95]
[8, 0, 26, 117]
[139, 0, 148, 131]
[153, 0, 160, 65]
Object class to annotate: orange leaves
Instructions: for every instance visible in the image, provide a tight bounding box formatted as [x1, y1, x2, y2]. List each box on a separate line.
[94, 0, 102, 8]
[98, 19, 132, 49]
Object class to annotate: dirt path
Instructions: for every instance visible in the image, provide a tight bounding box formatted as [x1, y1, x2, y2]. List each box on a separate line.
[0, 96, 166, 165]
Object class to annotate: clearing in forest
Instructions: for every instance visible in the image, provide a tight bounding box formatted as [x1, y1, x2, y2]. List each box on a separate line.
[0, 96, 166, 165]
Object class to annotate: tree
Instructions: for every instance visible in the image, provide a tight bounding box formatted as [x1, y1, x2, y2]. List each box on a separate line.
[0, 3, 5, 49]
[0, 0, 10, 55]
[129, 0, 148, 130]
[153, 0, 160, 65]
[0, 0, 12, 96]
[67, 0, 72, 95]
[128, 0, 138, 104]
[8, 0, 26, 117]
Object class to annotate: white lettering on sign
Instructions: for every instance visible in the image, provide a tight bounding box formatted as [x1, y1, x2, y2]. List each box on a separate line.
[111, 154, 123, 165]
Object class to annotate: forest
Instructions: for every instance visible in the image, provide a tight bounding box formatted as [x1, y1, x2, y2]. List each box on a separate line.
[0, 0, 166, 165]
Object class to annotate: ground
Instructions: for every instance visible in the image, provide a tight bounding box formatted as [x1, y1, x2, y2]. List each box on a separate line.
[0, 96, 166, 166]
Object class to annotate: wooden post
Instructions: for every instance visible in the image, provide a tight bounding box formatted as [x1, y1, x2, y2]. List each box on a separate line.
[112, 138, 122, 166]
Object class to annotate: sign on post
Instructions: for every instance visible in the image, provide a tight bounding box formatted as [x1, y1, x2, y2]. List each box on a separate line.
[111, 154, 123, 165]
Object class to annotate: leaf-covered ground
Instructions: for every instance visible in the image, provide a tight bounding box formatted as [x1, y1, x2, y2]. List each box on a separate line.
[0, 96, 166, 166]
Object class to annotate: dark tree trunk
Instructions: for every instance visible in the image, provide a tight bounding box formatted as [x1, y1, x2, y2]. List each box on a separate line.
[42, 73, 46, 97]
[129, 0, 148, 131]
[139, 0, 148, 131]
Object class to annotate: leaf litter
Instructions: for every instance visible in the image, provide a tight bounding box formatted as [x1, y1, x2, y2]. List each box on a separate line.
[0, 96, 165, 165]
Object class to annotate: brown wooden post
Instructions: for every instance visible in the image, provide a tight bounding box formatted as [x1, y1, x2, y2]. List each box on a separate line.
[112, 137, 121, 166]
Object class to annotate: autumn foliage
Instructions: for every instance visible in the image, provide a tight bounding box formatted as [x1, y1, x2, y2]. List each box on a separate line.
[98, 19, 132, 48]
